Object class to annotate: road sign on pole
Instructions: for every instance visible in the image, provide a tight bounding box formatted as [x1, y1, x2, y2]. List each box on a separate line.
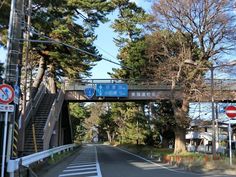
[225, 105, 236, 118]
[0, 84, 14, 104]
[225, 105, 235, 166]
[0, 104, 15, 112]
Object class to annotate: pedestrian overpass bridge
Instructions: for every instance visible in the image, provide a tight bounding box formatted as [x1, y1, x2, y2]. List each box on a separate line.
[64, 79, 236, 102]
[15, 78, 236, 157]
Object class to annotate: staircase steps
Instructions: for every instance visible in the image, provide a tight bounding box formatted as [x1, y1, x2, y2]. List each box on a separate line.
[23, 93, 56, 155]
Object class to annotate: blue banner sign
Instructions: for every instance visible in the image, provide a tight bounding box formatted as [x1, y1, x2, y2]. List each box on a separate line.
[96, 83, 128, 97]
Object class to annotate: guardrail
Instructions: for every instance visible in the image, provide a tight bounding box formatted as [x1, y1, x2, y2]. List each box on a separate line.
[7, 144, 77, 177]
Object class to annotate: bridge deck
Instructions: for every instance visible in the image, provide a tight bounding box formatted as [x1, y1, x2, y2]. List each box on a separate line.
[63, 79, 236, 102]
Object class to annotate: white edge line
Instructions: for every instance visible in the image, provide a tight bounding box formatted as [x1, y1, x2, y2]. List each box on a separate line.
[95, 146, 103, 177]
[115, 147, 202, 176]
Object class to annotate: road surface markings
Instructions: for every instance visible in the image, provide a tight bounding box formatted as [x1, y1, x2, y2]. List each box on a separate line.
[58, 145, 102, 177]
[116, 146, 200, 175]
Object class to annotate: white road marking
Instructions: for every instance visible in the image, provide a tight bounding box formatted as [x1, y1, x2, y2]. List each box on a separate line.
[59, 171, 97, 177]
[95, 146, 102, 177]
[63, 167, 97, 172]
[69, 162, 96, 166]
[67, 164, 96, 168]
[58, 145, 102, 177]
[116, 146, 201, 175]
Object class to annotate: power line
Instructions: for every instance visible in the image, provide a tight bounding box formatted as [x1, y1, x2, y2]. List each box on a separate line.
[12, 20, 130, 69]
[28, 9, 121, 67]
[10, 7, 129, 69]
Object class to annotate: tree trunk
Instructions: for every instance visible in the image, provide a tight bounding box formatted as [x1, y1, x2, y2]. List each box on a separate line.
[161, 137, 169, 148]
[31, 57, 46, 98]
[171, 89, 189, 153]
[47, 64, 57, 94]
[174, 126, 186, 154]
[106, 131, 112, 143]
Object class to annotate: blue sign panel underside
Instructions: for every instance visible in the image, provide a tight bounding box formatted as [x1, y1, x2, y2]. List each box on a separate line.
[96, 83, 128, 97]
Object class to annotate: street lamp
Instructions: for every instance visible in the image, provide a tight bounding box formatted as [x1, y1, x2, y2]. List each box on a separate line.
[185, 59, 236, 157]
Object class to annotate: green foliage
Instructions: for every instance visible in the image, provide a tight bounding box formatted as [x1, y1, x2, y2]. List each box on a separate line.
[111, 0, 149, 47]
[0, 0, 116, 91]
[111, 39, 148, 79]
[69, 103, 90, 142]
[109, 102, 148, 144]
[30, 0, 102, 79]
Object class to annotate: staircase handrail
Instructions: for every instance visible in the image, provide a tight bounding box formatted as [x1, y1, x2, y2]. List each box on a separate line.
[43, 89, 65, 150]
[7, 144, 77, 176]
[25, 83, 47, 126]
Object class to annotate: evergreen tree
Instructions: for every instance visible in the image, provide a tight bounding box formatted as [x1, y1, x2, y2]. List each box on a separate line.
[69, 103, 90, 142]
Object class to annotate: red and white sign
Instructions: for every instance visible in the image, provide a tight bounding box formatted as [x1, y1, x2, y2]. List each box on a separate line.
[0, 84, 14, 104]
[225, 106, 236, 118]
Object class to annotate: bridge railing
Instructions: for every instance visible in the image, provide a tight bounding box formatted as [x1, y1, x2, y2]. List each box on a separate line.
[63, 78, 236, 91]
[43, 89, 65, 150]
[204, 79, 236, 90]
[63, 79, 173, 90]
[7, 144, 77, 177]
[24, 83, 47, 126]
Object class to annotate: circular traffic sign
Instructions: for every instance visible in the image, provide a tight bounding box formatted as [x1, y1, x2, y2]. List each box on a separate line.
[225, 106, 236, 118]
[0, 84, 14, 104]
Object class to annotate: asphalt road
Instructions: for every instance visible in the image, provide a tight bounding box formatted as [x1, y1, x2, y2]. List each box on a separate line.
[37, 144, 236, 177]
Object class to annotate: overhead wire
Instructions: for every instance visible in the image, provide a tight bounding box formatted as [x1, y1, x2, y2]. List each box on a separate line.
[25, 7, 124, 68]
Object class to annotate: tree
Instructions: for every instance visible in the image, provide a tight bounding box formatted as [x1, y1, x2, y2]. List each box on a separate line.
[29, 0, 114, 95]
[69, 103, 90, 142]
[99, 109, 117, 143]
[110, 102, 147, 144]
[152, 101, 175, 148]
[148, 0, 236, 153]
[0, 0, 115, 97]
[84, 102, 107, 141]
[110, 0, 150, 80]
[111, 0, 149, 47]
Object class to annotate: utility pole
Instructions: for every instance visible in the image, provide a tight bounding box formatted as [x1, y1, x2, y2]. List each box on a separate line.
[5, 0, 25, 85]
[17, 0, 33, 157]
[1, 1, 25, 176]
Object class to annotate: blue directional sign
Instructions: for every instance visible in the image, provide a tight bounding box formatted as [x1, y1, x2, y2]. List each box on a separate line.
[96, 83, 128, 97]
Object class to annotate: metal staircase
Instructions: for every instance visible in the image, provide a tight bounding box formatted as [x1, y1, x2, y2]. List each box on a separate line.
[23, 93, 56, 155]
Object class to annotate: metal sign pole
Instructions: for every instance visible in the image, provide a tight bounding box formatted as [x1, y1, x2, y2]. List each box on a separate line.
[1, 111, 9, 177]
[228, 120, 232, 166]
